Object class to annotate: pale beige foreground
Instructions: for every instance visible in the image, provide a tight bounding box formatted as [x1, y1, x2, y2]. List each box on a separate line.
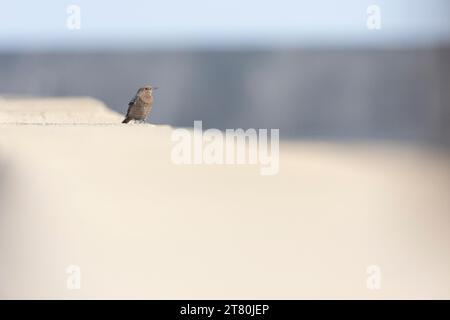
[0, 97, 449, 299]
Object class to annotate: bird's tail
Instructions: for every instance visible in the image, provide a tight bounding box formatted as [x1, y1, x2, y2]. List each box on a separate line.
[122, 117, 131, 124]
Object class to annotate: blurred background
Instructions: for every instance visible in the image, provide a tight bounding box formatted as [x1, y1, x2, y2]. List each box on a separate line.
[0, 0, 449, 144]
[1, 1, 450, 299]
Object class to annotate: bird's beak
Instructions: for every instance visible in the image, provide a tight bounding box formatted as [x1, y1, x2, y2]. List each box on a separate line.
[153, 87, 159, 90]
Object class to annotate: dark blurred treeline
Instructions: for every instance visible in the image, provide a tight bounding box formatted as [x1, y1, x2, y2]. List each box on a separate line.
[0, 47, 449, 145]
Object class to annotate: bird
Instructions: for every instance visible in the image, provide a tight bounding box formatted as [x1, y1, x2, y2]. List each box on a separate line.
[122, 85, 158, 124]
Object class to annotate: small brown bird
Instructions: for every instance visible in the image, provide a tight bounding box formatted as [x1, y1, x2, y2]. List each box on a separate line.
[122, 85, 158, 124]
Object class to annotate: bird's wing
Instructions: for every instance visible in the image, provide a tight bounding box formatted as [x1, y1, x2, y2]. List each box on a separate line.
[126, 94, 137, 116]
[128, 94, 137, 106]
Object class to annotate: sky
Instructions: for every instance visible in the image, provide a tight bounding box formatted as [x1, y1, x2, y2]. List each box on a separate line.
[0, 0, 449, 50]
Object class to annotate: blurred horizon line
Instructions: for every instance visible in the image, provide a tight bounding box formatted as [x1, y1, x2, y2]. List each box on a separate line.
[1, 36, 450, 53]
